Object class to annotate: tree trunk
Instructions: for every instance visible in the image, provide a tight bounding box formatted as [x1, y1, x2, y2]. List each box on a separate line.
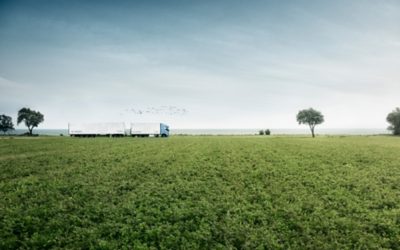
[28, 127, 33, 136]
[310, 126, 315, 138]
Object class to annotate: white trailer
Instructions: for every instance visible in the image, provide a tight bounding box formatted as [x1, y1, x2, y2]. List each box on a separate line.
[68, 122, 126, 137]
[130, 123, 169, 137]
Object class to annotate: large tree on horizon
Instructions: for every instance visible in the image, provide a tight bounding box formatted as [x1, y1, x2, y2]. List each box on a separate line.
[387, 107, 400, 135]
[0, 114, 14, 135]
[17, 108, 44, 135]
[296, 108, 324, 138]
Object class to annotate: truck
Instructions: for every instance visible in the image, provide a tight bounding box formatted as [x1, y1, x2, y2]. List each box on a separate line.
[130, 123, 169, 137]
[68, 122, 126, 137]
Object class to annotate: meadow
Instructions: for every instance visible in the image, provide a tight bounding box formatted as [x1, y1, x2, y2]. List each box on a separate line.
[1, 135, 400, 249]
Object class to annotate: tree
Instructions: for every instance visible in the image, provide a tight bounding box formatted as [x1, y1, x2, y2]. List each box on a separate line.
[387, 107, 400, 135]
[17, 108, 44, 135]
[0, 114, 14, 135]
[296, 108, 324, 138]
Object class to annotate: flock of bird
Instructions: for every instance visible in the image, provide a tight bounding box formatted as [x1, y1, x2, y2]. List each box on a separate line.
[123, 106, 188, 116]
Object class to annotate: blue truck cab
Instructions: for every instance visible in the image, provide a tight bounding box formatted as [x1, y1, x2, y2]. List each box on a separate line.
[160, 123, 170, 137]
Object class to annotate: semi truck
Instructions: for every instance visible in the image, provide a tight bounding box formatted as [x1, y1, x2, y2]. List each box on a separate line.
[130, 123, 170, 137]
[68, 122, 126, 137]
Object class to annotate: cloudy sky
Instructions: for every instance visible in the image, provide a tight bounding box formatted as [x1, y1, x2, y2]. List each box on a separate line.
[0, 0, 399, 129]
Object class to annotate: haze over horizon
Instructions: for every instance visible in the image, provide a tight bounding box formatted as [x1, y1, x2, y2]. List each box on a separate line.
[1, 0, 399, 129]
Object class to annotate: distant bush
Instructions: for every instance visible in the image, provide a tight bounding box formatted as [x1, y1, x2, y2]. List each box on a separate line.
[387, 107, 400, 135]
[259, 129, 271, 135]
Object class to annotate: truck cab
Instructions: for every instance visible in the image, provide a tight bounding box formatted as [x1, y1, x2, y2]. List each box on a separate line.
[160, 123, 169, 137]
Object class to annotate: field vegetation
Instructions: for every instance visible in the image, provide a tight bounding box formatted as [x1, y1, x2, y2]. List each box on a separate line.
[1, 136, 400, 249]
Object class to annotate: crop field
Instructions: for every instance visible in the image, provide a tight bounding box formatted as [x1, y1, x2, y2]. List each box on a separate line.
[1, 136, 400, 249]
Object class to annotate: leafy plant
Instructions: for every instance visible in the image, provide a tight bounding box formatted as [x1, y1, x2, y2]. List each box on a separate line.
[1, 136, 400, 249]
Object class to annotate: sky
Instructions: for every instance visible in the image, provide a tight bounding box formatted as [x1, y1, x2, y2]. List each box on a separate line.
[0, 0, 399, 129]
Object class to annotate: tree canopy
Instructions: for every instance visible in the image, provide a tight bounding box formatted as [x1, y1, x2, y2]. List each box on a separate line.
[0, 114, 14, 134]
[17, 108, 44, 135]
[387, 107, 400, 135]
[296, 108, 324, 137]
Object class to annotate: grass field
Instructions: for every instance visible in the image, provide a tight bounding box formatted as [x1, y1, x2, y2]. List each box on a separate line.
[1, 136, 400, 249]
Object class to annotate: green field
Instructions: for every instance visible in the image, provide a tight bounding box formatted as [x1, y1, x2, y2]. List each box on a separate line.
[1, 136, 400, 249]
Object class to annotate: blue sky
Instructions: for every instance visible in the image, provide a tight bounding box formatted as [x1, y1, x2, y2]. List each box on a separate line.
[0, 0, 399, 129]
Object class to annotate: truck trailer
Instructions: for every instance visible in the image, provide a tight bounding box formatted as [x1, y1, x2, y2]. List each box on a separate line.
[68, 122, 126, 137]
[130, 123, 169, 137]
